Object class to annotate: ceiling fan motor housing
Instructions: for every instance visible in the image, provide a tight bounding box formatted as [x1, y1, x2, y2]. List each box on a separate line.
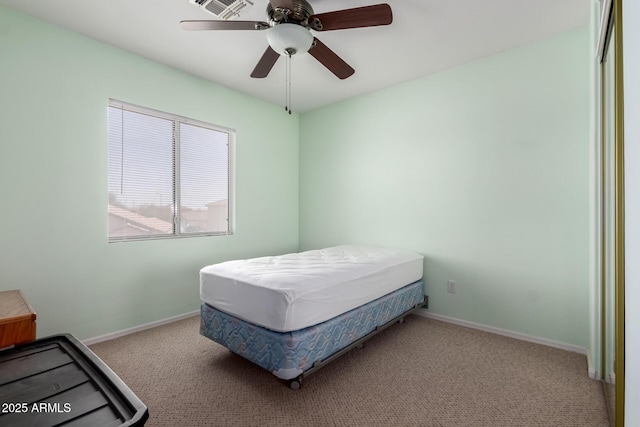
[266, 0, 314, 25]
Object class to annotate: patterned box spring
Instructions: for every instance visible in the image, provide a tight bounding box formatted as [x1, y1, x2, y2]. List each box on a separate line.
[200, 280, 424, 380]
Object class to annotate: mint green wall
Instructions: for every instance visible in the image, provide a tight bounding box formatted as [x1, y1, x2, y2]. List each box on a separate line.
[299, 28, 591, 347]
[0, 7, 298, 340]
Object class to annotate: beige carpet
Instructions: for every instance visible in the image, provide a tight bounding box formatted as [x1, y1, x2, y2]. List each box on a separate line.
[90, 315, 609, 427]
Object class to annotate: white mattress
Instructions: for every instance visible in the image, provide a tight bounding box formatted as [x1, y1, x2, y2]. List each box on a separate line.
[199, 245, 424, 332]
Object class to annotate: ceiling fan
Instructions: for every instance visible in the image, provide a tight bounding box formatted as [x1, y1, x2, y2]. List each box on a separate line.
[180, 0, 393, 80]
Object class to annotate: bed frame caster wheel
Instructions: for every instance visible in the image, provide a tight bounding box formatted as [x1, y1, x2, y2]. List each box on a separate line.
[288, 376, 303, 390]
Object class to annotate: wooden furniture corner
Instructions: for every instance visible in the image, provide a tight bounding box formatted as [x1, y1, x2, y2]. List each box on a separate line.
[0, 290, 37, 348]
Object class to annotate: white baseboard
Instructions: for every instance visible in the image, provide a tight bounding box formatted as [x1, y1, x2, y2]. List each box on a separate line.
[605, 373, 616, 384]
[83, 310, 200, 346]
[414, 309, 589, 356]
[586, 349, 600, 380]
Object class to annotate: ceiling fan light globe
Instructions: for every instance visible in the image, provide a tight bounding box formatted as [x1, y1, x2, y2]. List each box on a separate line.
[266, 23, 313, 56]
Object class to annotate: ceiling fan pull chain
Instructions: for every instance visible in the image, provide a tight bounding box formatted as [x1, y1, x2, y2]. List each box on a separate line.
[288, 51, 292, 115]
[284, 50, 288, 112]
[284, 49, 293, 115]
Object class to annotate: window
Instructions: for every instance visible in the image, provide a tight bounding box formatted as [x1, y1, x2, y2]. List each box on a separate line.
[108, 100, 233, 241]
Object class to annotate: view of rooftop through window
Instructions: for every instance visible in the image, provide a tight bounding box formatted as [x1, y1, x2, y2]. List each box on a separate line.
[107, 102, 232, 240]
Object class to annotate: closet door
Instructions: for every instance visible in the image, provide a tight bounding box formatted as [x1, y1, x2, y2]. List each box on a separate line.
[598, 0, 624, 425]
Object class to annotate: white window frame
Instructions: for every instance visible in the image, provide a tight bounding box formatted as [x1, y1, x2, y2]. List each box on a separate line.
[108, 99, 234, 242]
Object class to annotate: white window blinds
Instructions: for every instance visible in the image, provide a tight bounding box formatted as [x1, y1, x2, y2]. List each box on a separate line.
[108, 100, 233, 241]
[178, 122, 230, 235]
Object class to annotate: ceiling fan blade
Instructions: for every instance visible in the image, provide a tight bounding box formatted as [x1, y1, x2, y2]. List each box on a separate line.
[308, 38, 355, 80]
[250, 46, 280, 78]
[308, 4, 393, 31]
[180, 20, 269, 31]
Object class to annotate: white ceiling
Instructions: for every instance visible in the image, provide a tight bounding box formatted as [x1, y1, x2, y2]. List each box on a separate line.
[0, 0, 590, 112]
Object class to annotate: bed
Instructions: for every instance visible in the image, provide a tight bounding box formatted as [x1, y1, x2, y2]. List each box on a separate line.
[199, 245, 426, 389]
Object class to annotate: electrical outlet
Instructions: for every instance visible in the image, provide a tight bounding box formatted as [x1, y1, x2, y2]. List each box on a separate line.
[447, 280, 456, 294]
